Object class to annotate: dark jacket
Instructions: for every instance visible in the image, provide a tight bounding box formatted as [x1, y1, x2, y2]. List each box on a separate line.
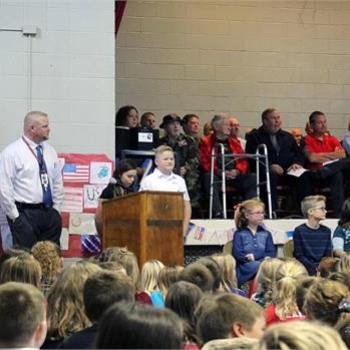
[246, 126, 304, 172]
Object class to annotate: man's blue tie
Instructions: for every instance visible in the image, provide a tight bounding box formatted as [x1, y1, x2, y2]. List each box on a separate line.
[36, 145, 53, 207]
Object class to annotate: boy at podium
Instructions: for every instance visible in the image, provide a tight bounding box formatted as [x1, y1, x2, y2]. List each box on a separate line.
[139, 145, 192, 237]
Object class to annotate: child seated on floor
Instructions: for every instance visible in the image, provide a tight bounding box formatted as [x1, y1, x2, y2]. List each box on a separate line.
[293, 195, 332, 275]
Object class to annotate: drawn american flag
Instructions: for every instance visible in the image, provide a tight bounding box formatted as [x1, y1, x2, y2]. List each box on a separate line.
[61, 187, 83, 213]
[62, 163, 90, 183]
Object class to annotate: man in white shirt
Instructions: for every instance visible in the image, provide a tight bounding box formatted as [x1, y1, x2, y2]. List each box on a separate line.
[0, 111, 64, 248]
[139, 145, 192, 237]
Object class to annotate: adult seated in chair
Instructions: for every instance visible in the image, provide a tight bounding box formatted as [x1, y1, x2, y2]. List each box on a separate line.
[301, 110, 349, 217]
[246, 108, 310, 215]
[199, 113, 257, 218]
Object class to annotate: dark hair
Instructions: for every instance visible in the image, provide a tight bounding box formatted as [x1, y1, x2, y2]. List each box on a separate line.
[309, 111, 325, 125]
[178, 263, 214, 292]
[83, 270, 135, 323]
[165, 281, 203, 344]
[261, 108, 277, 123]
[95, 302, 183, 349]
[339, 198, 350, 227]
[113, 159, 137, 180]
[182, 114, 199, 124]
[115, 105, 138, 127]
[196, 257, 222, 292]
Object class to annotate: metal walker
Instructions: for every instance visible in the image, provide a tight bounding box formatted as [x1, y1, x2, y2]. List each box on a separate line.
[209, 143, 272, 219]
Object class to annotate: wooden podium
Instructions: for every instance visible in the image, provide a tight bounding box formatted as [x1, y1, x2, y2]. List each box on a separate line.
[102, 191, 184, 267]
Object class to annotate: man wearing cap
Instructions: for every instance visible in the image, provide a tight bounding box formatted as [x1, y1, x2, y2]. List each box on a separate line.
[199, 113, 257, 218]
[159, 113, 202, 217]
[182, 114, 200, 144]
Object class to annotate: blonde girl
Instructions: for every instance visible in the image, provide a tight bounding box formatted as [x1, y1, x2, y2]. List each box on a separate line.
[137, 259, 165, 307]
[265, 258, 308, 326]
[31, 240, 63, 295]
[251, 257, 283, 308]
[233, 198, 276, 287]
[211, 253, 246, 297]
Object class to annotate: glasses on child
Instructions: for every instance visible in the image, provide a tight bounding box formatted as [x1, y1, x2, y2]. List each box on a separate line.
[313, 207, 327, 212]
[249, 211, 265, 216]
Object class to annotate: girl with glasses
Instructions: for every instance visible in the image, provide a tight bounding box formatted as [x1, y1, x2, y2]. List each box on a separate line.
[232, 198, 277, 288]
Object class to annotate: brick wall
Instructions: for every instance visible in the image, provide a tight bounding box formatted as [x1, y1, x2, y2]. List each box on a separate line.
[116, 1, 350, 139]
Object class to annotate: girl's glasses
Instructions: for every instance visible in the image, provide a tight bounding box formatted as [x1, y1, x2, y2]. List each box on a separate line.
[249, 211, 265, 216]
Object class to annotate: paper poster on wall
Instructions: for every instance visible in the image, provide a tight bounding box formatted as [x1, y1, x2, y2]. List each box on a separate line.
[90, 162, 113, 184]
[69, 213, 96, 235]
[61, 187, 83, 213]
[60, 228, 69, 250]
[83, 184, 106, 209]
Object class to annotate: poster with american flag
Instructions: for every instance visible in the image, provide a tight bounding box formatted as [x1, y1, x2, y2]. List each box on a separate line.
[62, 163, 90, 183]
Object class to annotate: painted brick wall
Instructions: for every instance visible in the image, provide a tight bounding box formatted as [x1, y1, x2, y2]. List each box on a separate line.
[0, 0, 115, 157]
[116, 1, 350, 139]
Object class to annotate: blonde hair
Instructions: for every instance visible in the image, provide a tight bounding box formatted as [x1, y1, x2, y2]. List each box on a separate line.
[301, 195, 326, 217]
[339, 253, 350, 274]
[0, 253, 42, 289]
[234, 198, 265, 229]
[46, 261, 101, 340]
[31, 241, 62, 294]
[274, 259, 308, 320]
[99, 246, 140, 288]
[211, 253, 238, 291]
[255, 258, 283, 307]
[304, 279, 350, 327]
[154, 145, 174, 160]
[251, 321, 347, 350]
[139, 259, 165, 292]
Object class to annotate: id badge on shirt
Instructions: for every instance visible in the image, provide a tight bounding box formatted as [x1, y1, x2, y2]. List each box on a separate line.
[40, 173, 49, 191]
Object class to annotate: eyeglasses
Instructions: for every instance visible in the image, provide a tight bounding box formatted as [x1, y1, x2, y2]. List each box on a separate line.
[249, 211, 265, 216]
[313, 207, 327, 212]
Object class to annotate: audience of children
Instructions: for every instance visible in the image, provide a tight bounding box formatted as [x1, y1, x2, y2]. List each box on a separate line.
[232, 198, 277, 287]
[3, 238, 350, 349]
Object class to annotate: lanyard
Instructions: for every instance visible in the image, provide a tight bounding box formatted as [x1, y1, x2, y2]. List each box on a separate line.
[22, 136, 42, 165]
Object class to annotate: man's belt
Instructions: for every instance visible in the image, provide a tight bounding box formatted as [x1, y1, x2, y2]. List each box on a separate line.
[15, 202, 48, 210]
